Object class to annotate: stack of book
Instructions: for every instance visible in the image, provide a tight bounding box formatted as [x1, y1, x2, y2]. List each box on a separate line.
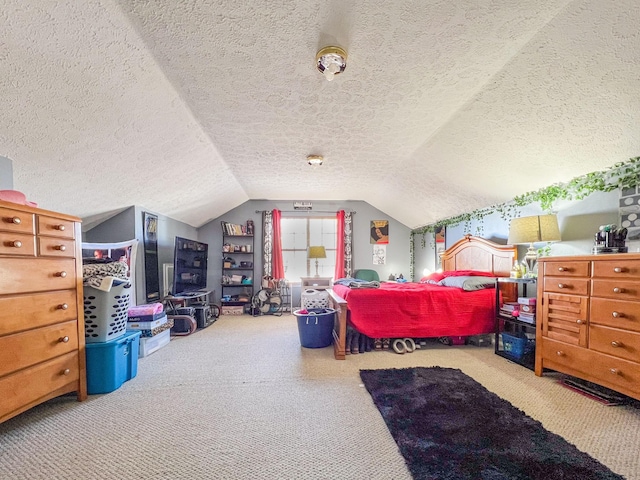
[499, 302, 520, 317]
[127, 303, 173, 357]
[517, 297, 536, 324]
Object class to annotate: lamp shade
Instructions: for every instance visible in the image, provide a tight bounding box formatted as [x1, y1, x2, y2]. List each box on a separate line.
[307, 246, 327, 259]
[508, 215, 561, 245]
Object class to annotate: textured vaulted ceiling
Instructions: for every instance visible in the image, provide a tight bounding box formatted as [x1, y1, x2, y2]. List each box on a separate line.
[2, 1, 639, 230]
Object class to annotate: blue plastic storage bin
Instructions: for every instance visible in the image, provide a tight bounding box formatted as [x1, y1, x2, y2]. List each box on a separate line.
[294, 308, 335, 348]
[85, 330, 141, 394]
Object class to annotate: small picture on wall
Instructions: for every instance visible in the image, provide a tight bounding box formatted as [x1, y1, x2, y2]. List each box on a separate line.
[370, 220, 389, 244]
[373, 244, 386, 264]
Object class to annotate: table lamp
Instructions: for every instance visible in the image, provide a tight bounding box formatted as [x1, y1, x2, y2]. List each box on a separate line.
[507, 214, 561, 276]
[307, 246, 326, 277]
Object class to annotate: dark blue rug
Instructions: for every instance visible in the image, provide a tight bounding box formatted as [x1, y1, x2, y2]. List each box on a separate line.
[360, 367, 624, 480]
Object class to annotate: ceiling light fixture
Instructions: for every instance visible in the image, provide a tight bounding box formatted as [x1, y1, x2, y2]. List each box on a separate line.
[307, 155, 324, 166]
[316, 46, 347, 82]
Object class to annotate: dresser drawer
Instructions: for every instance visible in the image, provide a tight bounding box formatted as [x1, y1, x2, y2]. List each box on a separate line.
[0, 320, 78, 377]
[588, 353, 640, 398]
[37, 215, 75, 239]
[591, 279, 640, 301]
[543, 261, 590, 277]
[0, 351, 79, 421]
[38, 237, 76, 257]
[592, 259, 640, 279]
[540, 338, 594, 375]
[0, 290, 78, 336]
[543, 277, 589, 295]
[0, 232, 36, 256]
[590, 297, 640, 332]
[0, 258, 76, 294]
[0, 207, 35, 235]
[590, 325, 640, 363]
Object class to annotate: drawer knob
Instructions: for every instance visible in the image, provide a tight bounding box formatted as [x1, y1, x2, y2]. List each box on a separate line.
[12, 240, 22, 248]
[55, 245, 66, 251]
[612, 311, 623, 318]
[58, 303, 69, 310]
[576, 319, 584, 325]
[610, 368, 619, 375]
[558, 267, 566, 272]
[56, 271, 67, 278]
[62, 368, 71, 376]
[11, 216, 21, 225]
[55, 224, 66, 231]
[613, 267, 623, 273]
[613, 287, 624, 294]
[556, 351, 565, 356]
[611, 341, 622, 348]
[59, 336, 70, 343]
[558, 283, 565, 289]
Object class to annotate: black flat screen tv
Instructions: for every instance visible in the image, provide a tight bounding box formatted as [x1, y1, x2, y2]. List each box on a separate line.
[172, 236, 208, 295]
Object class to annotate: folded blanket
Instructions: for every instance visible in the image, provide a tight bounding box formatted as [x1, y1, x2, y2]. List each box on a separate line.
[83, 262, 129, 290]
[128, 303, 164, 316]
[334, 278, 380, 289]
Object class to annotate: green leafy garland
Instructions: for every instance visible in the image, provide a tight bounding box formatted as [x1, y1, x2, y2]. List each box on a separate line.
[412, 156, 640, 240]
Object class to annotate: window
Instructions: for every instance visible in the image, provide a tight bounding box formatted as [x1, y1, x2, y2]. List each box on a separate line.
[281, 217, 336, 280]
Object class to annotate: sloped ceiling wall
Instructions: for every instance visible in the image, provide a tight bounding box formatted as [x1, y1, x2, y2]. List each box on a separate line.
[2, 1, 638, 229]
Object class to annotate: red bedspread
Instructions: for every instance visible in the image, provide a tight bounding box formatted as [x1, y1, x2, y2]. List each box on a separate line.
[332, 282, 496, 339]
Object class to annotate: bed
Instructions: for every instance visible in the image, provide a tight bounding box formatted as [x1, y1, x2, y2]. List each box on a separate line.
[328, 235, 517, 359]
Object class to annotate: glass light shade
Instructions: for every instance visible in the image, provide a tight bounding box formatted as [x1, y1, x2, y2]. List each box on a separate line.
[307, 246, 327, 259]
[308, 245, 326, 277]
[508, 214, 561, 277]
[507, 215, 561, 245]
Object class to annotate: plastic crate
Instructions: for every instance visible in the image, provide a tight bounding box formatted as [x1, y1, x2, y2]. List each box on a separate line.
[138, 328, 170, 357]
[301, 289, 330, 309]
[85, 330, 141, 394]
[501, 332, 534, 359]
[84, 282, 132, 343]
[294, 308, 335, 348]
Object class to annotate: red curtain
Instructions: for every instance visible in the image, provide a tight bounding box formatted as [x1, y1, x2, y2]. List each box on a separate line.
[334, 210, 345, 279]
[272, 209, 285, 280]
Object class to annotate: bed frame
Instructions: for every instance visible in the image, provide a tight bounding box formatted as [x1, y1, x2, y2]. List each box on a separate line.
[328, 235, 517, 360]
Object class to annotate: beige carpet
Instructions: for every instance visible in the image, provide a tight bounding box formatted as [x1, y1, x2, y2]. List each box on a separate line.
[1, 314, 639, 479]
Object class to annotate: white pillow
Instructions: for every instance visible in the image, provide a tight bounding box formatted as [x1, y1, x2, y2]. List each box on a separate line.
[438, 276, 496, 291]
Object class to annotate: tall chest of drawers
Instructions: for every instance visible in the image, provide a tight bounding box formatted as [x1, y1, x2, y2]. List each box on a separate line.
[0, 200, 86, 423]
[535, 254, 640, 400]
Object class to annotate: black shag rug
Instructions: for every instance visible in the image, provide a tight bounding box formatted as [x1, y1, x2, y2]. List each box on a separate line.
[360, 367, 624, 480]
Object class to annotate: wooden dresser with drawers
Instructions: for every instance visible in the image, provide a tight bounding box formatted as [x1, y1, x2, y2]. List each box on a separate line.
[536, 254, 640, 400]
[0, 200, 86, 423]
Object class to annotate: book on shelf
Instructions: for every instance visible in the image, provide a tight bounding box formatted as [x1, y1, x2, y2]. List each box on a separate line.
[501, 302, 519, 312]
[221, 221, 247, 236]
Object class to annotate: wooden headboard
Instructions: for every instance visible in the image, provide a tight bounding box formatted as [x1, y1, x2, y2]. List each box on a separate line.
[440, 235, 516, 276]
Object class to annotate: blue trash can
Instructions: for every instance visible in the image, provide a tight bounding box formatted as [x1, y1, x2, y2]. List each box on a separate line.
[294, 308, 336, 348]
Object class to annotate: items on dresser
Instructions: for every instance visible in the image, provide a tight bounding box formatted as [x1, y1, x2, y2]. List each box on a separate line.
[593, 224, 628, 254]
[536, 254, 640, 401]
[0, 200, 86, 423]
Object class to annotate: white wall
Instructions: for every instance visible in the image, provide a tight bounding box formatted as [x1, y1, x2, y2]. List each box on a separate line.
[412, 189, 620, 279]
[0, 156, 13, 190]
[197, 199, 412, 306]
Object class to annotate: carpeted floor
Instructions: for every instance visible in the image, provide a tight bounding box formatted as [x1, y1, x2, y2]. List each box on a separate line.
[1, 314, 639, 479]
[361, 366, 625, 479]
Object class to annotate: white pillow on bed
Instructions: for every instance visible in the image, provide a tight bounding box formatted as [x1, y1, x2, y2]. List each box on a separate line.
[438, 276, 496, 291]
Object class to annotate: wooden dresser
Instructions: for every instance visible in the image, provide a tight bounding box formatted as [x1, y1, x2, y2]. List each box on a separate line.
[536, 253, 640, 400]
[0, 200, 86, 423]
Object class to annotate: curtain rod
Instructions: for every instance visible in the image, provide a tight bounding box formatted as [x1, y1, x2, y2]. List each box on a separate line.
[255, 210, 356, 214]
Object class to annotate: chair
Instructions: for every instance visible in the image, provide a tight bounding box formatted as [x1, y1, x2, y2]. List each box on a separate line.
[354, 269, 380, 282]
